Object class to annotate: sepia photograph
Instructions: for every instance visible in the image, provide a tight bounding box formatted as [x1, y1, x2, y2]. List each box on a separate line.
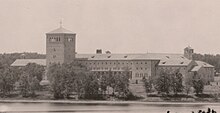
[0, 0, 220, 113]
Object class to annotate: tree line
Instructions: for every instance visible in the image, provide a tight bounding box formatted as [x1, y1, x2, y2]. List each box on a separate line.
[0, 63, 44, 97]
[0, 62, 133, 100]
[48, 63, 132, 100]
[142, 69, 205, 96]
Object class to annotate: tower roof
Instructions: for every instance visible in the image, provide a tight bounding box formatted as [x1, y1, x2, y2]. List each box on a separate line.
[185, 46, 193, 50]
[47, 27, 75, 34]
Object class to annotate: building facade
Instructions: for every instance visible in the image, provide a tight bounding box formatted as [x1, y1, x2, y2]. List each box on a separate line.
[11, 26, 215, 86]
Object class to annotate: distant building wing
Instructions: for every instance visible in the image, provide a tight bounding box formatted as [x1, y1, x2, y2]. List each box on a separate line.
[11, 59, 46, 66]
[195, 61, 214, 68]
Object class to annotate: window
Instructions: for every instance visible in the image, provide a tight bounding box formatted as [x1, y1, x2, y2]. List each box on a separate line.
[53, 55, 56, 58]
[68, 38, 73, 42]
[140, 73, 143, 77]
[50, 37, 56, 42]
[53, 48, 56, 51]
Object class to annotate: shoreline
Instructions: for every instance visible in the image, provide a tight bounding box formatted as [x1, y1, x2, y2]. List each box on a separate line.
[0, 99, 220, 105]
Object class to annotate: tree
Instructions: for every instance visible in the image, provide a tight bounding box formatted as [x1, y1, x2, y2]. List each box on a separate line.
[107, 71, 117, 96]
[0, 68, 16, 97]
[192, 72, 205, 95]
[48, 63, 65, 99]
[155, 70, 172, 95]
[115, 72, 130, 98]
[48, 62, 90, 99]
[184, 75, 193, 95]
[100, 75, 108, 95]
[192, 79, 204, 95]
[29, 76, 40, 96]
[84, 74, 100, 99]
[170, 70, 184, 95]
[142, 76, 153, 95]
[19, 72, 30, 97]
[23, 63, 45, 81]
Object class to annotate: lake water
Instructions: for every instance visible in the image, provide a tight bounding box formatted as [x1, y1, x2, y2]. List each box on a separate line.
[0, 102, 219, 113]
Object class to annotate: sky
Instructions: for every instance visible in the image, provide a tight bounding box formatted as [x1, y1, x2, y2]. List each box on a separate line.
[0, 0, 220, 54]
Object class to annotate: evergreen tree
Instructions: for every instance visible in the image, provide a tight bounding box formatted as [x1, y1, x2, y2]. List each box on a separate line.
[170, 70, 184, 95]
[155, 70, 172, 95]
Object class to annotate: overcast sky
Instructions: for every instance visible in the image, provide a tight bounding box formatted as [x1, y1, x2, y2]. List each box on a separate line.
[0, 0, 220, 54]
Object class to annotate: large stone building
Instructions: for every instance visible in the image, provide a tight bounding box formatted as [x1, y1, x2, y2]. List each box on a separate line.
[11, 26, 215, 86]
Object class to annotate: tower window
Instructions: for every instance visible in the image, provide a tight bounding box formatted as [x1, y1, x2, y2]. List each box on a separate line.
[68, 38, 73, 42]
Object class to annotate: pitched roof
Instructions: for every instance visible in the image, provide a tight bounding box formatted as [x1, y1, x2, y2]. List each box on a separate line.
[195, 61, 214, 68]
[47, 27, 75, 34]
[191, 66, 202, 72]
[76, 53, 191, 66]
[75, 53, 160, 61]
[11, 59, 46, 66]
[10, 53, 214, 68]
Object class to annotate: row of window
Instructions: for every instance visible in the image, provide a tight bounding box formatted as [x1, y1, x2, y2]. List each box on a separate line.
[49, 37, 74, 42]
[49, 37, 61, 42]
[76, 61, 148, 65]
[91, 67, 133, 70]
[88, 66, 148, 71]
[92, 71, 133, 79]
[135, 73, 148, 78]
[159, 67, 186, 70]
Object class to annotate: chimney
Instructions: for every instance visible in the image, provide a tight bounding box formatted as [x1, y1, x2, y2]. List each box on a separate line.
[96, 49, 102, 54]
[105, 51, 111, 54]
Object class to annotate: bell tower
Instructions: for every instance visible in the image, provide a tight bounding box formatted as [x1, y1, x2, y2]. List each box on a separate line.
[46, 25, 76, 67]
[184, 46, 194, 60]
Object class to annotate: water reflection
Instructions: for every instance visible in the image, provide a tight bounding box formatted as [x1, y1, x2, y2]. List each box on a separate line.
[0, 102, 219, 113]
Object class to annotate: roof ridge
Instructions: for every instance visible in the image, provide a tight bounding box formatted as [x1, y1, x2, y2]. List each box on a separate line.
[47, 27, 75, 34]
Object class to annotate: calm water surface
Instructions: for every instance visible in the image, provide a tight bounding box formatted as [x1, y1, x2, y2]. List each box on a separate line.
[0, 102, 219, 113]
